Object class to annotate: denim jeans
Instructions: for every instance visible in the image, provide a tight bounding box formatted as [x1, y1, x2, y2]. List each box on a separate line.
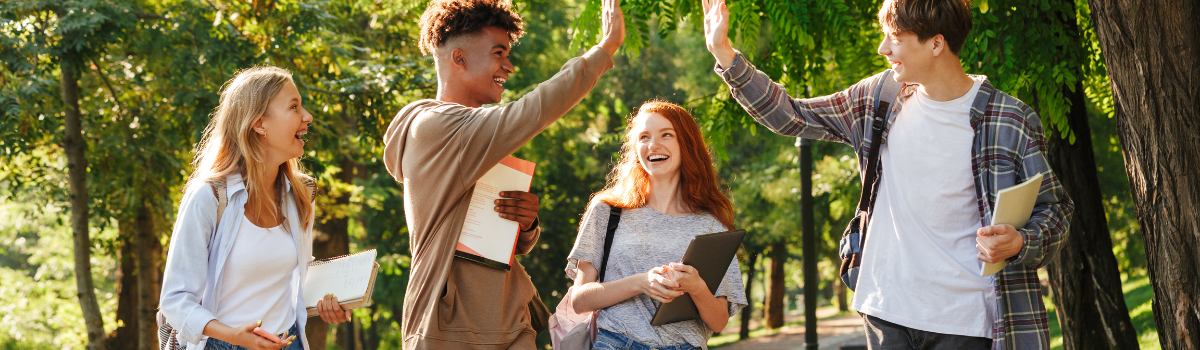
[863, 315, 990, 350]
[205, 323, 302, 350]
[592, 328, 699, 350]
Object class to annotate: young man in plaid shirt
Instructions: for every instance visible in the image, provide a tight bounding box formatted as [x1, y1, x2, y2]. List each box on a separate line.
[700, 0, 1073, 348]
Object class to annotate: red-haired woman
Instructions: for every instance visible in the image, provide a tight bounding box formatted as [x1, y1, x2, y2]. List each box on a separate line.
[564, 101, 747, 350]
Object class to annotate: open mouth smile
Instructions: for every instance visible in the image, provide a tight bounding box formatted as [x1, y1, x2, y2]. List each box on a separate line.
[648, 154, 669, 163]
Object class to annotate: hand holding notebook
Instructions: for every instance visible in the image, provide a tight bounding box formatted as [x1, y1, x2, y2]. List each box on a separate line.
[980, 173, 1043, 276]
[454, 156, 536, 271]
[303, 249, 380, 317]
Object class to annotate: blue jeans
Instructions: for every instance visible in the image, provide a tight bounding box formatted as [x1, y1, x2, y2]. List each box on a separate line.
[205, 323, 302, 350]
[592, 328, 699, 350]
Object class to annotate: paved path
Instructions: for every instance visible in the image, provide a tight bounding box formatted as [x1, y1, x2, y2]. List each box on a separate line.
[716, 310, 868, 350]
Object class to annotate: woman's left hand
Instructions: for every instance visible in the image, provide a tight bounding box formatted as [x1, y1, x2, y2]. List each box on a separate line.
[316, 293, 352, 325]
[666, 263, 709, 295]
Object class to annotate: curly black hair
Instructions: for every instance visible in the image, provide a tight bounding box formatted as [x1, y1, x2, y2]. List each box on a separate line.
[418, 0, 526, 56]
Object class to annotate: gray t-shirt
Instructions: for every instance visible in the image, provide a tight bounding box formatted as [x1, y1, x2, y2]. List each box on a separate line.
[566, 201, 747, 348]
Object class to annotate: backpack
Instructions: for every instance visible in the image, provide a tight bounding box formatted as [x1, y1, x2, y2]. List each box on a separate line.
[837, 70, 904, 291]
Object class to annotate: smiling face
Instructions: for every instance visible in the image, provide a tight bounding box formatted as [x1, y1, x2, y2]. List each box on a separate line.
[876, 29, 939, 84]
[631, 112, 682, 181]
[254, 81, 313, 165]
[453, 26, 515, 106]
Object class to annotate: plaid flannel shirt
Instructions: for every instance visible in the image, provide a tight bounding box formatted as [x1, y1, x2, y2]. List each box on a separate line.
[716, 52, 1073, 349]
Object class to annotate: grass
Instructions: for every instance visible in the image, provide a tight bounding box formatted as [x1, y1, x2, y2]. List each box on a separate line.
[1045, 274, 1159, 350]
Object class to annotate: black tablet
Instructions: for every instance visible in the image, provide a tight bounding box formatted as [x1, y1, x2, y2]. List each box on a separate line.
[650, 229, 746, 326]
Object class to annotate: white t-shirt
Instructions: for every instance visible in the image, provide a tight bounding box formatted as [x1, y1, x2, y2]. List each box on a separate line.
[850, 78, 999, 338]
[214, 214, 299, 334]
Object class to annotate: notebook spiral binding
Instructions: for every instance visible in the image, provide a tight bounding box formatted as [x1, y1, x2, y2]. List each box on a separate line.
[310, 248, 377, 266]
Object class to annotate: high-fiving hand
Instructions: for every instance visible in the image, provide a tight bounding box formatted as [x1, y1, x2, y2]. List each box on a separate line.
[599, 0, 626, 56]
[701, 0, 736, 68]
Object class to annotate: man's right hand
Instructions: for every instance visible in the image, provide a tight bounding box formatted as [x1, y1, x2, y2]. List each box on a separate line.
[598, 0, 626, 56]
[702, 0, 736, 68]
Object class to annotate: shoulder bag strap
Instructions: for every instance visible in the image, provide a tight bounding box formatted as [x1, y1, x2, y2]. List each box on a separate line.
[597, 206, 622, 283]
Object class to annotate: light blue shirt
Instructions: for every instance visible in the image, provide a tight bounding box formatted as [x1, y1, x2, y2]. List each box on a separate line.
[159, 173, 315, 349]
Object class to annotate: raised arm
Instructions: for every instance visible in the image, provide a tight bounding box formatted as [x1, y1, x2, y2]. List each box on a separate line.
[446, 0, 624, 184]
[702, 0, 869, 146]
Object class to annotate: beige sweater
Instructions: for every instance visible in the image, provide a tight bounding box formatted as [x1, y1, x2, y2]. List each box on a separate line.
[382, 46, 614, 349]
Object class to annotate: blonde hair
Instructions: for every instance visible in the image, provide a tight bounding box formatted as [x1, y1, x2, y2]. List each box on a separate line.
[186, 66, 313, 229]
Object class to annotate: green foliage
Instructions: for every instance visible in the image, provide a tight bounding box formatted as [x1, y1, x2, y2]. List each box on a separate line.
[958, 0, 1095, 143]
[0, 0, 1149, 349]
[0, 180, 120, 348]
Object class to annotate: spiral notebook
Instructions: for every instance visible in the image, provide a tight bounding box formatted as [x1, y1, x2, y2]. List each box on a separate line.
[302, 249, 379, 316]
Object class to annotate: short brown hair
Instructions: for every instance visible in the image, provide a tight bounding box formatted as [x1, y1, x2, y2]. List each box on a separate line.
[418, 0, 526, 56]
[878, 0, 973, 55]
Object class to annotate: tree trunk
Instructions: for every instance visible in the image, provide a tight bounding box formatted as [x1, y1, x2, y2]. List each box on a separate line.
[135, 202, 162, 350]
[1087, 0, 1200, 348]
[1044, 81, 1140, 350]
[304, 157, 357, 349]
[740, 253, 758, 340]
[351, 318, 364, 350]
[365, 304, 380, 350]
[62, 63, 108, 350]
[109, 230, 139, 350]
[836, 283, 847, 312]
[765, 243, 786, 329]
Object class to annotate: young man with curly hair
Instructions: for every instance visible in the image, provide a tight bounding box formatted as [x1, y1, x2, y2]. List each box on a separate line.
[701, 0, 1073, 348]
[381, 0, 625, 349]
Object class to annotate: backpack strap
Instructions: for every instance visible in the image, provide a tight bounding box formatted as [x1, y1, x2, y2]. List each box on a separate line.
[597, 206, 622, 283]
[857, 70, 905, 237]
[300, 176, 317, 203]
[209, 176, 316, 231]
[209, 178, 229, 234]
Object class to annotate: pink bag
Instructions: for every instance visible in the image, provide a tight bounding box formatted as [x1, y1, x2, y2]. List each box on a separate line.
[548, 286, 597, 350]
[550, 207, 623, 350]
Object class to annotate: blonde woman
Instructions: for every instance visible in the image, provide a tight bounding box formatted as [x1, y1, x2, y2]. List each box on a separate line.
[160, 66, 349, 350]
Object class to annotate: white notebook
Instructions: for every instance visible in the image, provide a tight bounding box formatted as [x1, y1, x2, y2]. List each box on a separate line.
[454, 156, 535, 271]
[303, 249, 379, 316]
[981, 173, 1043, 276]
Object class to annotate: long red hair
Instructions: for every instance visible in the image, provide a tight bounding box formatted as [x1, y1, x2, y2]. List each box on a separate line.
[593, 100, 735, 231]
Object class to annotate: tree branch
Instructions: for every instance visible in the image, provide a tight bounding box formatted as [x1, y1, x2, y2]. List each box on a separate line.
[89, 58, 125, 117]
